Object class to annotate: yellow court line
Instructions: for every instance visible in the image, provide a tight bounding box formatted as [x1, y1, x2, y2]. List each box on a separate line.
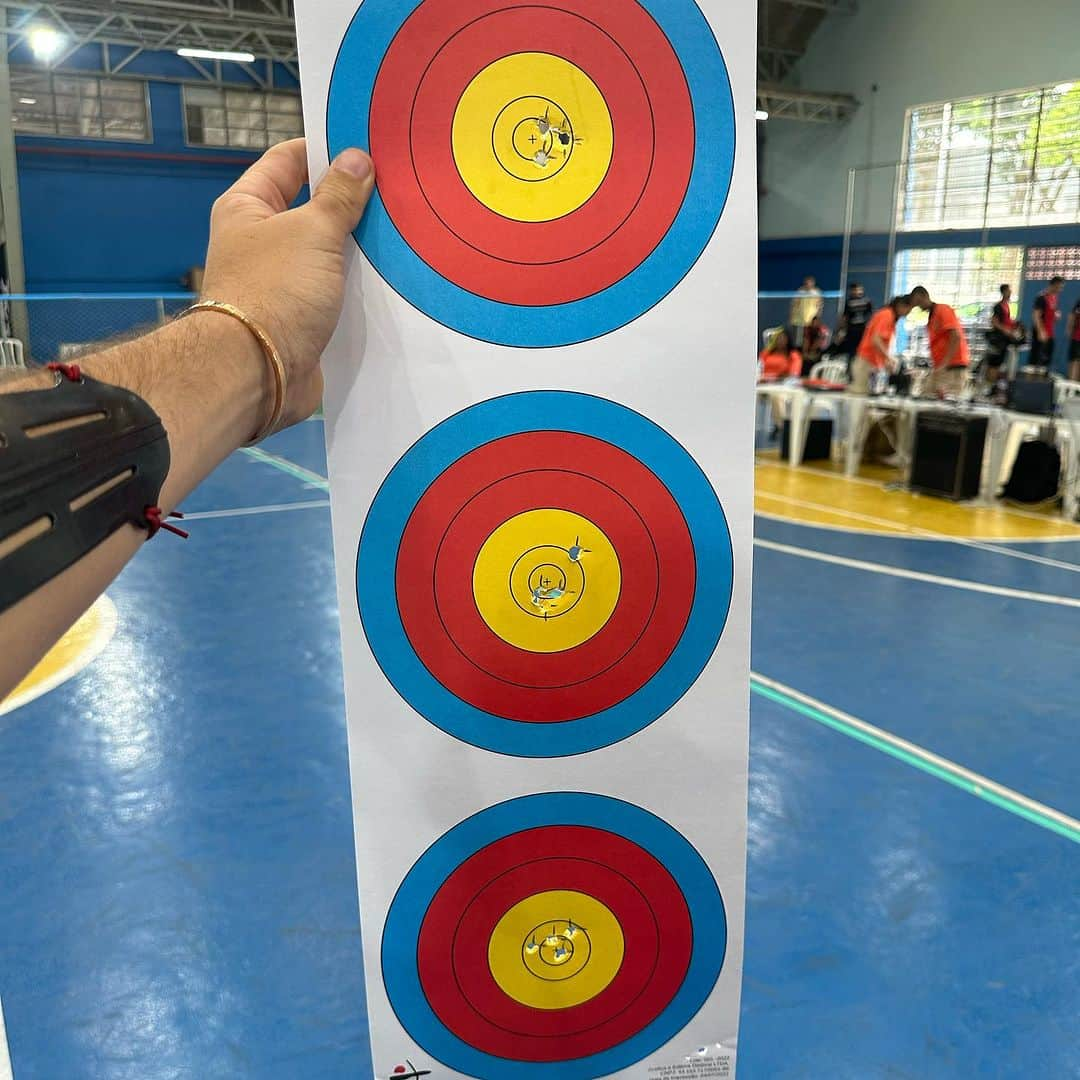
[0, 596, 118, 717]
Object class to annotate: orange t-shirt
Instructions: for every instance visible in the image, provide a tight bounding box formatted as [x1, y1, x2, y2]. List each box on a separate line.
[856, 307, 897, 369]
[759, 349, 803, 380]
[927, 304, 970, 369]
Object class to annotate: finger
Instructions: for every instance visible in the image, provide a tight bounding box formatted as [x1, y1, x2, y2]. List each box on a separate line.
[303, 149, 375, 238]
[221, 138, 311, 220]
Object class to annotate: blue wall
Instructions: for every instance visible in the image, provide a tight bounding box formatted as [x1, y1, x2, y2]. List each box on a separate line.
[15, 45, 298, 293]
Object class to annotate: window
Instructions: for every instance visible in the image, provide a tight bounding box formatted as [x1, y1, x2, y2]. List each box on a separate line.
[891, 247, 1025, 359]
[1026, 246, 1080, 281]
[184, 86, 303, 150]
[899, 81, 1080, 231]
[11, 69, 149, 141]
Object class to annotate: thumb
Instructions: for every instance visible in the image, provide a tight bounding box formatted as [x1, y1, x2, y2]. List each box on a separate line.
[307, 148, 375, 237]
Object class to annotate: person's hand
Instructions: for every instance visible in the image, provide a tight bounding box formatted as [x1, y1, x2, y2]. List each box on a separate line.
[200, 138, 375, 428]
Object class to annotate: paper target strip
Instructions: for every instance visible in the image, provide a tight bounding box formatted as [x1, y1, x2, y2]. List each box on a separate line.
[382, 793, 727, 1078]
[327, 0, 735, 346]
[356, 392, 733, 757]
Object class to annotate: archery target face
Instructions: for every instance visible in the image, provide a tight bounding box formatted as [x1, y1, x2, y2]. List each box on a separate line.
[356, 392, 733, 757]
[327, 0, 735, 347]
[382, 793, 727, 1077]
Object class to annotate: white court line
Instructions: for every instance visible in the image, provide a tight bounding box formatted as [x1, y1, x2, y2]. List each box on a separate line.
[755, 489, 1080, 575]
[751, 672, 1080, 844]
[183, 500, 331, 522]
[0, 995, 13, 1080]
[755, 537, 1080, 610]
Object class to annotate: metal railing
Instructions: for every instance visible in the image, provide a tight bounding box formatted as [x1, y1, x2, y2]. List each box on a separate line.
[3, 292, 196, 365]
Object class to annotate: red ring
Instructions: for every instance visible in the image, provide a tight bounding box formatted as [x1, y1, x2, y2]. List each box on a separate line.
[417, 825, 692, 1060]
[452, 858, 659, 1036]
[410, 8, 653, 262]
[395, 432, 696, 723]
[368, 0, 694, 306]
[434, 469, 659, 689]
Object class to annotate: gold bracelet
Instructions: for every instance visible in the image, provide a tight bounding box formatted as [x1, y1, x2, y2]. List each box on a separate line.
[179, 300, 287, 445]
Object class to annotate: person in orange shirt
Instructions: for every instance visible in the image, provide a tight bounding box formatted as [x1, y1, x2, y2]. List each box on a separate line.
[853, 296, 912, 394]
[908, 286, 971, 398]
[758, 328, 803, 381]
[758, 328, 803, 436]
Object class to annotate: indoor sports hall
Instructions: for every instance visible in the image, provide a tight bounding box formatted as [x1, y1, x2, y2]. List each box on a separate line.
[1, 1, 1078, 1078]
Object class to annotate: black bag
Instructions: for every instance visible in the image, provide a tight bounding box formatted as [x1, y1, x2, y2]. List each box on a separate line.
[1004, 440, 1060, 503]
[1008, 376, 1055, 415]
[781, 418, 833, 462]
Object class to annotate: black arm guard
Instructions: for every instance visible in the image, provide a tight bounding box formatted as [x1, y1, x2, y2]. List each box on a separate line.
[0, 370, 171, 614]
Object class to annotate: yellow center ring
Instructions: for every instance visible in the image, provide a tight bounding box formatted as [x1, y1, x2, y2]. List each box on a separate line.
[452, 52, 614, 223]
[472, 508, 621, 653]
[488, 889, 625, 1010]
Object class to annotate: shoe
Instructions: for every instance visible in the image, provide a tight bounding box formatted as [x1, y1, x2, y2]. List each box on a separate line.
[881, 453, 905, 469]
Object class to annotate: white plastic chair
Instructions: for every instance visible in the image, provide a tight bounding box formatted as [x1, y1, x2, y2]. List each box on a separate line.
[0, 338, 24, 368]
[809, 359, 848, 385]
[1055, 379, 1080, 405]
[1058, 398, 1080, 521]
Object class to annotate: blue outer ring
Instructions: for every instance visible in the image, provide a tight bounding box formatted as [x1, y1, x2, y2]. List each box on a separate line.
[382, 792, 727, 1078]
[356, 392, 733, 757]
[327, 0, 735, 347]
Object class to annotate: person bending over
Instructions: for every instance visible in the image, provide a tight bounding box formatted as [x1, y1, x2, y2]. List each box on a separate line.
[907, 286, 970, 399]
[852, 295, 912, 395]
[0, 139, 375, 699]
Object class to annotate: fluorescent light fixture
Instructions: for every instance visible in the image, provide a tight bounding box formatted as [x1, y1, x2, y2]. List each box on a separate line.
[19, 97, 38, 106]
[756, 109, 769, 121]
[30, 26, 64, 61]
[178, 47, 256, 63]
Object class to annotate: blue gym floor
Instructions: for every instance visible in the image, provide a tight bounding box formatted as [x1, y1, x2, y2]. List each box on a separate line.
[1, 420, 1077, 1078]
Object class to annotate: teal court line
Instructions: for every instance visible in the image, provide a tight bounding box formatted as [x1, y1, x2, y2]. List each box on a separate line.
[751, 674, 1080, 845]
[239, 447, 330, 491]
[237, 446, 1079, 844]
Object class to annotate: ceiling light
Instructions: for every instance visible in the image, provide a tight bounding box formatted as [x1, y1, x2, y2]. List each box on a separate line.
[19, 97, 38, 106]
[177, 47, 256, 63]
[756, 110, 769, 122]
[30, 26, 64, 61]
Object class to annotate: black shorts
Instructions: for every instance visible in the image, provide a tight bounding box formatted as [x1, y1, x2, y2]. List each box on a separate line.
[1030, 338, 1055, 367]
[1071, 339, 1080, 362]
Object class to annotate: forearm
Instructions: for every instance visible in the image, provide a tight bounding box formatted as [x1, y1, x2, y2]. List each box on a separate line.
[0, 314, 264, 700]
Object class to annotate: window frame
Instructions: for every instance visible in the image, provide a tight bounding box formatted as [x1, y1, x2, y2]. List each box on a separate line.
[181, 84, 304, 151]
[898, 78, 1080, 232]
[11, 68, 153, 144]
